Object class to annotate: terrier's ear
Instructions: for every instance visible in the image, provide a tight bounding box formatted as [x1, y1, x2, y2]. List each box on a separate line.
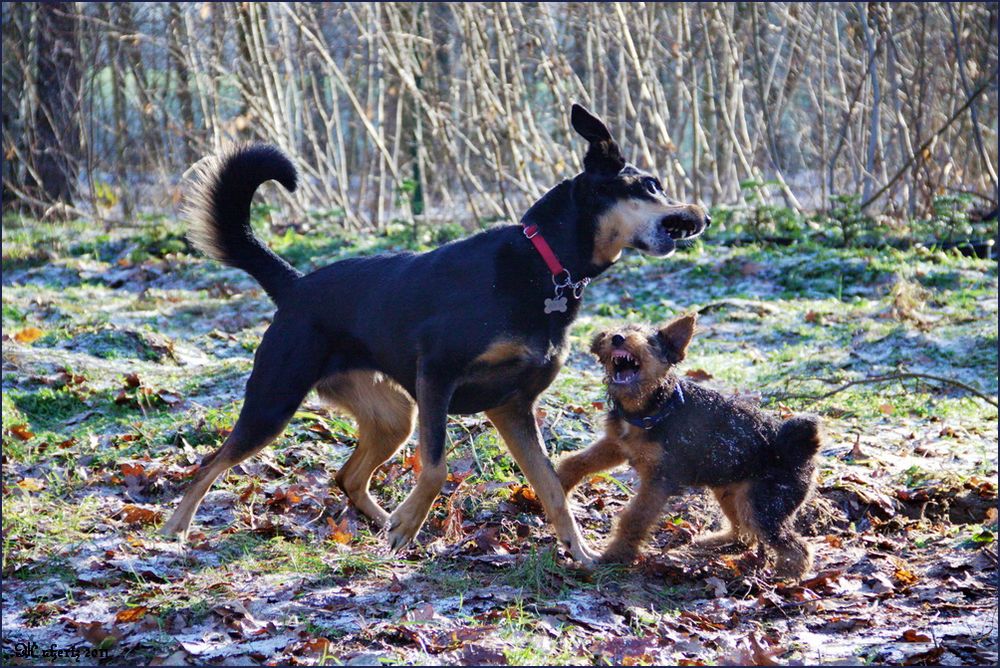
[571, 103, 625, 175]
[590, 330, 609, 356]
[656, 313, 697, 363]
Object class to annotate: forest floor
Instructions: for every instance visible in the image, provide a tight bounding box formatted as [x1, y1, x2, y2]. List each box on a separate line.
[2, 217, 997, 666]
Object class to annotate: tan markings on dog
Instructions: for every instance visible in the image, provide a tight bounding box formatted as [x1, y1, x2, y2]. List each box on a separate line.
[318, 370, 415, 431]
[696, 483, 757, 547]
[317, 371, 416, 526]
[162, 408, 292, 537]
[160, 453, 236, 538]
[592, 199, 684, 266]
[472, 339, 533, 367]
[556, 435, 626, 493]
[599, 477, 674, 564]
[387, 459, 448, 542]
[556, 418, 669, 564]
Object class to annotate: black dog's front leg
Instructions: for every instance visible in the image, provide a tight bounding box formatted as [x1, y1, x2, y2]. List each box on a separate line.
[386, 364, 454, 551]
[487, 401, 598, 566]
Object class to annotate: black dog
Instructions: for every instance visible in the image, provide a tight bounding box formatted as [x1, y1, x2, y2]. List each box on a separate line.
[161, 104, 709, 565]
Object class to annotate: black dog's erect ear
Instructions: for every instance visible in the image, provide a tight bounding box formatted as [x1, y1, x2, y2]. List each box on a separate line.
[571, 104, 613, 143]
[571, 103, 625, 175]
[656, 313, 697, 364]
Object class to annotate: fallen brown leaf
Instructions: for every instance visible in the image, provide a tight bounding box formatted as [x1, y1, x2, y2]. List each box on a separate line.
[327, 517, 353, 545]
[14, 327, 43, 344]
[16, 478, 45, 492]
[508, 484, 543, 513]
[76, 621, 119, 649]
[9, 424, 35, 441]
[115, 606, 150, 623]
[903, 646, 945, 665]
[120, 504, 163, 525]
[804, 310, 823, 324]
[902, 629, 932, 643]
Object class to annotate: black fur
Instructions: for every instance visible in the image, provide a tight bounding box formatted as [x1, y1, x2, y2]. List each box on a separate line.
[637, 381, 821, 490]
[188, 106, 707, 469]
[189, 144, 301, 302]
[572, 104, 625, 174]
[169, 105, 710, 557]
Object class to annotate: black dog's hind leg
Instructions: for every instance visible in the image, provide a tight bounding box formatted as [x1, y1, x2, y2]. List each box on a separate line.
[327, 373, 417, 527]
[747, 470, 815, 579]
[386, 363, 454, 551]
[487, 401, 598, 566]
[161, 319, 326, 539]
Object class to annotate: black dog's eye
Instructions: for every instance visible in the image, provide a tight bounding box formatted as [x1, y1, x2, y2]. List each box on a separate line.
[643, 177, 661, 195]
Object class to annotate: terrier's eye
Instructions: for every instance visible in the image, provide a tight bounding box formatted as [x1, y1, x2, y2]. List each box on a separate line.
[643, 177, 661, 195]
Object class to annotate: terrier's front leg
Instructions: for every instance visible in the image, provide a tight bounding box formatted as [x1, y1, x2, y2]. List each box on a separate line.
[600, 479, 674, 564]
[555, 436, 626, 493]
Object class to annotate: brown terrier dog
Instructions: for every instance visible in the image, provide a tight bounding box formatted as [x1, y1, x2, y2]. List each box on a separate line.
[556, 313, 821, 579]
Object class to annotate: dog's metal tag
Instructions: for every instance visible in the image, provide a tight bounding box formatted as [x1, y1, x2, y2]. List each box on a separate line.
[544, 296, 568, 313]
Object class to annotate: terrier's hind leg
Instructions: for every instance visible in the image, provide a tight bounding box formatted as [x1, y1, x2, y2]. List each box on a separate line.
[694, 483, 756, 549]
[746, 474, 814, 579]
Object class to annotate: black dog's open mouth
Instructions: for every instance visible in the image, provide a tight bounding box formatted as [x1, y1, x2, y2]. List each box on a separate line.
[661, 218, 703, 241]
[610, 349, 640, 384]
[663, 223, 691, 240]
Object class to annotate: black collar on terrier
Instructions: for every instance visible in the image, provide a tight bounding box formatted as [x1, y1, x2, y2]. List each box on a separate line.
[611, 382, 685, 430]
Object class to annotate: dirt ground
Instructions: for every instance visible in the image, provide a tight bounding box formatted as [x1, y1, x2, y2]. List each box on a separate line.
[2, 219, 997, 665]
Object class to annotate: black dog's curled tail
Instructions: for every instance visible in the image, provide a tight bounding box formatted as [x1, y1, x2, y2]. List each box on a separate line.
[184, 143, 301, 304]
[774, 414, 823, 463]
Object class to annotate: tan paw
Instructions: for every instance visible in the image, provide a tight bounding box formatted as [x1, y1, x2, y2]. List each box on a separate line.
[693, 529, 752, 550]
[385, 504, 427, 552]
[159, 512, 191, 541]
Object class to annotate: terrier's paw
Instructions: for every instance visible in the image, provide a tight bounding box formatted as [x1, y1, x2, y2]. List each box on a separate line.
[597, 547, 639, 566]
[693, 530, 751, 550]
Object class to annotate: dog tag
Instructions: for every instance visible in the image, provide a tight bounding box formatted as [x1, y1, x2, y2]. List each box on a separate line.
[544, 296, 568, 314]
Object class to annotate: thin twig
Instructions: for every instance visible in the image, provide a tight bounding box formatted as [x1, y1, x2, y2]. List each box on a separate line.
[860, 67, 998, 210]
[778, 372, 998, 408]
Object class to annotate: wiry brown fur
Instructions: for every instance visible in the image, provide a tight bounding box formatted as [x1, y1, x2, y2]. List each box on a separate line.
[558, 313, 821, 580]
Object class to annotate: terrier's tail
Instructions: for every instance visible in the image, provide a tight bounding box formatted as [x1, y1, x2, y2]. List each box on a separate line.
[774, 414, 823, 465]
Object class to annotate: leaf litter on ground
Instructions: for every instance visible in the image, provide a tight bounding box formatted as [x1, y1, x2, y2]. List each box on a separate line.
[2, 220, 997, 665]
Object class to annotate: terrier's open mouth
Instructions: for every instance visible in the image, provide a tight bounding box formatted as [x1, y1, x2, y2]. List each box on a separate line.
[610, 349, 641, 384]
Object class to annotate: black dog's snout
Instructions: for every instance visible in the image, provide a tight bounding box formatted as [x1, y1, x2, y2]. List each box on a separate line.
[704, 211, 712, 227]
[611, 334, 625, 347]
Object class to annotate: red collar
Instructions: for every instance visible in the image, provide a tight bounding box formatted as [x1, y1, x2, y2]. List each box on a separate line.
[522, 223, 591, 313]
[522, 223, 566, 277]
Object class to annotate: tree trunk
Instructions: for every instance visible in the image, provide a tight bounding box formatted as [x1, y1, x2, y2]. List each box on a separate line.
[31, 1, 81, 209]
